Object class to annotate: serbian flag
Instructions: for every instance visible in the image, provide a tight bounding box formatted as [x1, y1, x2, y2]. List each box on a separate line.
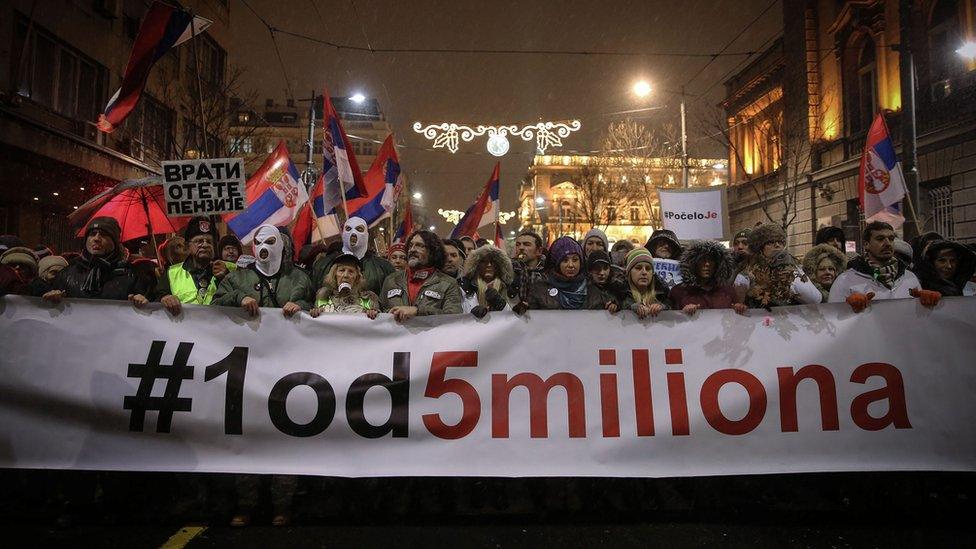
[97, 2, 211, 132]
[394, 200, 414, 243]
[346, 135, 402, 227]
[858, 113, 908, 228]
[321, 91, 368, 214]
[450, 163, 500, 239]
[225, 141, 309, 244]
[291, 173, 342, 254]
[494, 223, 505, 248]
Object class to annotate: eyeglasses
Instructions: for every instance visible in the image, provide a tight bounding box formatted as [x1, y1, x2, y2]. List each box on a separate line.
[189, 237, 213, 246]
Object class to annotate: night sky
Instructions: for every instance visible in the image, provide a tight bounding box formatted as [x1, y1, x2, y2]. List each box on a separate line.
[231, 0, 782, 231]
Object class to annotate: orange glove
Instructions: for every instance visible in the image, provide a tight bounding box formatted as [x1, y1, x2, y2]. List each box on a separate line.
[909, 288, 941, 308]
[845, 291, 875, 313]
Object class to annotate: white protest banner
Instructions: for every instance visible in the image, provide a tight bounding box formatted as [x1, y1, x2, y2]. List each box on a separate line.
[1, 296, 975, 478]
[659, 186, 730, 240]
[652, 258, 682, 291]
[162, 158, 246, 216]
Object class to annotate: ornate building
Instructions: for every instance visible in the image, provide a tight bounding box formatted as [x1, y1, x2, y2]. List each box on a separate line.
[0, 0, 231, 250]
[724, 0, 976, 252]
[519, 154, 728, 245]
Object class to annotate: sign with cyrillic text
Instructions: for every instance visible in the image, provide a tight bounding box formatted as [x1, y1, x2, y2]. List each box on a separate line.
[162, 158, 246, 216]
[1, 296, 974, 478]
[658, 186, 730, 240]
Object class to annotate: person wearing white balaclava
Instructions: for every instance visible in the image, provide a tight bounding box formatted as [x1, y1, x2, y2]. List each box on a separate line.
[213, 224, 314, 317]
[311, 218, 394, 296]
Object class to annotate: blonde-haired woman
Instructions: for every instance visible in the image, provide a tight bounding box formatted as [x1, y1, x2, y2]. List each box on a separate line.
[620, 248, 668, 319]
[309, 253, 380, 319]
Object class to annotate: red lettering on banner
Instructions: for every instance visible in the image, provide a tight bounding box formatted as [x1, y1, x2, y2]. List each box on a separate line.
[491, 373, 587, 438]
[777, 365, 839, 432]
[700, 369, 768, 435]
[667, 373, 690, 436]
[850, 362, 912, 431]
[599, 349, 619, 437]
[422, 351, 481, 440]
[632, 349, 654, 436]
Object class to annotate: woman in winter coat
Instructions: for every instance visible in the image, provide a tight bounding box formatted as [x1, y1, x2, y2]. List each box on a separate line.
[802, 244, 848, 302]
[916, 240, 976, 297]
[459, 245, 514, 317]
[669, 240, 747, 315]
[309, 253, 381, 318]
[619, 248, 669, 319]
[526, 236, 614, 311]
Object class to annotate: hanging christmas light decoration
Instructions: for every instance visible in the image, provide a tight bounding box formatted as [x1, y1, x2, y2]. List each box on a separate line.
[412, 120, 581, 156]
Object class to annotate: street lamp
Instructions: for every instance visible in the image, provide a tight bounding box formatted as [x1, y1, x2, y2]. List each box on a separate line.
[350, 93, 366, 104]
[413, 191, 423, 200]
[428, 225, 436, 231]
[632, 80, 652, 98]
[956, 41, 976, 61]
[628, 81, 690, 188]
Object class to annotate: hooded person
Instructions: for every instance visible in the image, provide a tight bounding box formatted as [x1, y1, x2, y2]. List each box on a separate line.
[669, 240, 747, 315]
[309, 253, 381, 318]
[43, 216, 153, 306]
[312, 216, 394, 296]
[525, 236, 613, 311]
[582, 227, 609, 257]
[459, 244, 514, 317]
[379, 229, 463, 322]
[387, 242, 407, 271]
[916, 240, 976, 297]
[0, 246, 37, 296]
[829, 221, 934, 311]
[645, 229, 682, 260]
[802, 244, 848, 302]
[610, 239, 635, 268]
[741, 223, 822, 307]
[814, 226, 847, 252]
[459, 235, 477, 256]
[213, 224, 313, 317]
[156, 216, 237, 315]
[29, 255, 69, 296]
[218, 234, 244, 263]
[619, 248, 670, 319]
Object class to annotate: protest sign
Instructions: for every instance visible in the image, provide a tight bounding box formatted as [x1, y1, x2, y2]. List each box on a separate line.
[162, 158, 246, 216]
[659, 186, 730, 240]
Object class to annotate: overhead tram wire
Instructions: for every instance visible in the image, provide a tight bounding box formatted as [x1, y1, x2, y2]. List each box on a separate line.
[240, 0, 295, 101]
[681, 0, 779, 89]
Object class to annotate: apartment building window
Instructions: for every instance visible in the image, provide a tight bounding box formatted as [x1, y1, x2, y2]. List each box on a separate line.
[928, 184, 954, 239]
[13, 19, 107, 121]
[928, 0, 964, 101]
[186, 35, 226, 87]
[630, 206, 640, 222]
[848, 37, 878, 135]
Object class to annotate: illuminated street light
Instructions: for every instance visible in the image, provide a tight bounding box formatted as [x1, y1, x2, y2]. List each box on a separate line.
[350, 93, 366, 103]
[957, 41, 976, 61]
[633, 80, 652, 98]
[428, 225, 436, 231]
[413, 191, 423, 200]
[535, 196, 544, 205]
[712, 163, 726, 170]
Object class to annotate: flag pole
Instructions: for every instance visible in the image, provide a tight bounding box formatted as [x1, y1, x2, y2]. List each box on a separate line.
[188, 10, 210, 158]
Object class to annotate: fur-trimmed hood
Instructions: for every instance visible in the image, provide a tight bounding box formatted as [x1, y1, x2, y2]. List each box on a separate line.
[463, 245, 514, 285]
[678, 240, 735, 287]
[802, 244, 848, 279]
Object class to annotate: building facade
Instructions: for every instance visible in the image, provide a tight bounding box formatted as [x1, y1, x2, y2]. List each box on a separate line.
[519, 154, 728, 246]
[724, 0, 976, 253]
[0, 0, 231, 250]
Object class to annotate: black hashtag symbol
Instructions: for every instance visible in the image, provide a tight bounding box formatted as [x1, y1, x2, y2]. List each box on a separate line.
[123, 341, 195, 433]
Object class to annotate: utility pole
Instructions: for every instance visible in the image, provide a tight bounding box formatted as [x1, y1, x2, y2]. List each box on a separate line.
[680, 86, 689, 188]
[898, 0, 920, 241]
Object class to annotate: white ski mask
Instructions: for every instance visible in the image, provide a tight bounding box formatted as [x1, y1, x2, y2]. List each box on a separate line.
[342, 216, 369, 259]
[253, 225, 283, 277]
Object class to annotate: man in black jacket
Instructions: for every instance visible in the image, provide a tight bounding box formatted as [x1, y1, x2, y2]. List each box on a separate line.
[43, 217, 153, 307]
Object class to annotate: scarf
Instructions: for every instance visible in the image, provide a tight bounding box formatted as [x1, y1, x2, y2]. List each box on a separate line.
[867, 257, 899, 289]
[407, 267, 436, 303]
[80, 249, 122, 295]
[476, 277, 503, 308]
[548, 272, 588, 310]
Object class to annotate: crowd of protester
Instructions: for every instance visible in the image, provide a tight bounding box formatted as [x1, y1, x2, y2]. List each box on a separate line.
[2, 214, 975, 526]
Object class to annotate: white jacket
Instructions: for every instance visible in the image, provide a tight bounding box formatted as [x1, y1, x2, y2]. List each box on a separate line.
[828, 266, 921, 302]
